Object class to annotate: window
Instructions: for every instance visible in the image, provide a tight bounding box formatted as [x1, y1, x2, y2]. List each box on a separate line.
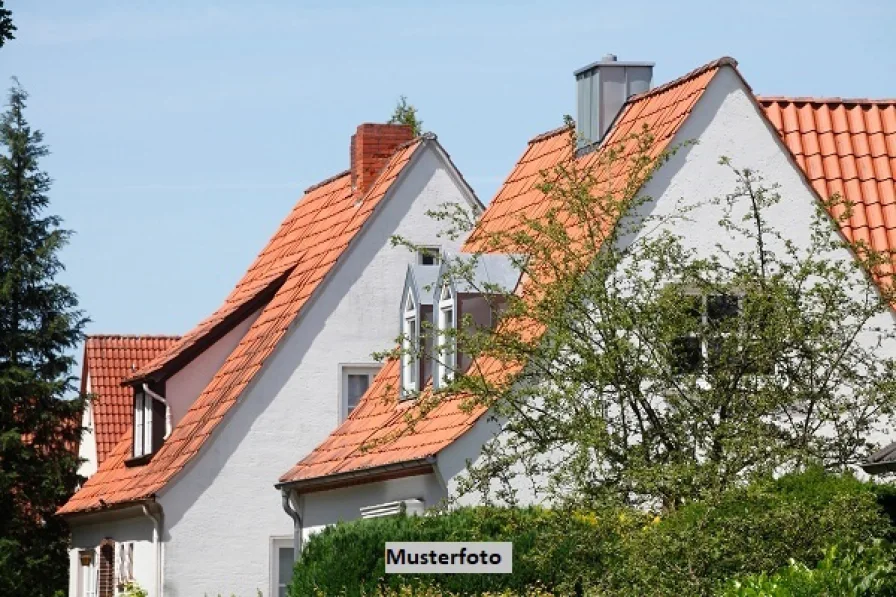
[435, 283, 456, 387]
[340, 365, 381, 421]
[417, 247, 441, 266]
[671, 292, 741, 374]
[271, 538, 294, 597]
[79, 550, 97, 597]
[132, 386, 166, 459]
[116, 542, 133, 587]
[401, 292, 418, 396]
[98, 541, 115, 597]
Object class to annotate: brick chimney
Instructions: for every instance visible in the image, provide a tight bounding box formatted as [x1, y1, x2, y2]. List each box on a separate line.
[350, 123, 415, 195]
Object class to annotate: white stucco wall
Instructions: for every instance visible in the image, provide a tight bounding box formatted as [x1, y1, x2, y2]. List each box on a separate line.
[156, 144, 478, 597]
[68, 510, 156, 597]
[165, 308, 261, 427]
[300, 473, 447, 542]
[77, 373, 97, 479]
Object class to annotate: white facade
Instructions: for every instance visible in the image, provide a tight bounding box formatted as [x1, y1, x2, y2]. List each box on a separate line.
[296, 65, 896, 528]
[67, 141, 478, 597]
[77, 373, 97, 479]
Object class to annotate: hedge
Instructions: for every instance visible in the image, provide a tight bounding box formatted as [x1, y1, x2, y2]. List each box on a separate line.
[291, 469, 894, 596]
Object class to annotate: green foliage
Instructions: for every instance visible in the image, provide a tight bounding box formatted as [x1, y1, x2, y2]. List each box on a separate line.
[0, 82, 87, 595]
[722, 542, 896, 597]
[120, 581, 149, 597]
[292, 470, 892, 597]
[0, 1, 14, 48]
[388, 95, 423, 137]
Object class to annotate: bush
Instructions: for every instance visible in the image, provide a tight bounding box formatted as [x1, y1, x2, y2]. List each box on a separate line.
[721, 541, 896, 596]
[292, 469, 893, 596]
[290, 506, 635, 596]
[604, 468, 891, 596]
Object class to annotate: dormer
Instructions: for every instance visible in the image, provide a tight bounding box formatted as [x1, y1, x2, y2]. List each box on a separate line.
[129, 381, 169, 465]
[431, 253, 522, 390]
[399, 264, 440, 398]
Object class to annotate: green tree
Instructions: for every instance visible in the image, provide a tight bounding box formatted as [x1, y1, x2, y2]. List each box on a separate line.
[388, 95, 423, 137]
[0, 81, 87, 595]
[396, 120, 896, 510]
[0, 1, 15, 49]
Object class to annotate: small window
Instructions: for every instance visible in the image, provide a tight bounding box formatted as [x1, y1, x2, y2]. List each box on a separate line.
[79, 550, 97, 597]
[670, 292, 743, 374]
[417, 247, 441, 266]
[132, 386, 166, 459]
[402, 292, 419, 397]
[340, 365, 381, 421]
[116, 542, 134, 587]
[435, 283, 456, 387]
[271, 538, 294, 597]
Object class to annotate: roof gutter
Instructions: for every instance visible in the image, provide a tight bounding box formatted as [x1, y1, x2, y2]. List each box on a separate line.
[276, 457, 437, 494]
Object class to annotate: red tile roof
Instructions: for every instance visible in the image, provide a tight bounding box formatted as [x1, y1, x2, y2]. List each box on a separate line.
[279, 57, 734, 488]
[758, 98, 896, 260]
[82, 335, 180, 466]
[60, 132, 425, 515]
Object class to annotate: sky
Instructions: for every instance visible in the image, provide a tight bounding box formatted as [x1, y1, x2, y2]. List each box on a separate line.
[1, 0, 895, 361]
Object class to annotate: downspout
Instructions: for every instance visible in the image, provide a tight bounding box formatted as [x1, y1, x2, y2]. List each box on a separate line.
[281, 488, 303, 560]
[141, 503, 164, 597]
[142, 383, 172, 438]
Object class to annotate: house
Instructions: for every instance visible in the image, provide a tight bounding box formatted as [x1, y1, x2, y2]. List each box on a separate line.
[78, 335, 181, 479]
[58, 123, 482, 597]
[277, 56, 896, 545]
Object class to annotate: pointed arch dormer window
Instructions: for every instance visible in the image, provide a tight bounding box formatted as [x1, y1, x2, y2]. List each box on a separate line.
[434, 282, 456, 389]
[401, 291, 419, 397]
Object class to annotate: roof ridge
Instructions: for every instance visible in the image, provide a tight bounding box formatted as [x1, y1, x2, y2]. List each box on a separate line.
[303, 169, 350, 194]
[628, 56, 738, 103]
[757, 96, 896, 105]
[87, 334, 181, 340]
[528, 124, 574, 145]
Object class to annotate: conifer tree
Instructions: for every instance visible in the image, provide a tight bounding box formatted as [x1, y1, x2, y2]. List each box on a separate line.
[0, 81, 87, 596]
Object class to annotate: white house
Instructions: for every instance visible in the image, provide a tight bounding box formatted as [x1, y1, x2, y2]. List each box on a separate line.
[277, 56, 896, 545]
[58, 122, 482, 597]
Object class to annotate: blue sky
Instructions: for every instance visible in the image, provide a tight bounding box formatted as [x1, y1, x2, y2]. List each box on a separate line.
[2, 0, 894, 349]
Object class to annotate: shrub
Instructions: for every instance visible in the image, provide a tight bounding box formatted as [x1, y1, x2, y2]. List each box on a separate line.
[721, 541, 896, 597]
[605, 468, 891, 596]
[290, 506, 636, 596]
[292, 470, 892, 596]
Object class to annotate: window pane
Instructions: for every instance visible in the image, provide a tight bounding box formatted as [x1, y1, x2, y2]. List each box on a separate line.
[707, 293, 739, 322]
[278, 546, 294, 584]
[671, 336, 702, 374]
[347, 374, 370, 412]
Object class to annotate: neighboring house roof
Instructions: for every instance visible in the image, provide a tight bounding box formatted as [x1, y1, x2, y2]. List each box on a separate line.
[281, 60, 896, 492]
[759, 98, 896, 261]
[82, 335, 181, 465]
[60, 127, 466, 515]
[278, 57, 732, 490]
[862, 441, 896, 474]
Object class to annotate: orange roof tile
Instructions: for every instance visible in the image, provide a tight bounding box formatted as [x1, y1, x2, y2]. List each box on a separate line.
[280, 58, 734, 488]
[60, 133, 425, 515]
[758, 97, 896, 256]
[82, 335, 180, 466]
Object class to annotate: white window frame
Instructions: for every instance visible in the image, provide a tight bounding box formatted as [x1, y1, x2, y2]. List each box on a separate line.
[435, 283, 456, 388]
[79, 549, 97, 597]
[401, 292, 419, 397]
[417, 246, 441, 266]
[270, 536, 295, 597]
[116, 542, 134, 587]
[339, 364, 381, 422]
[133, 389, 153, 458]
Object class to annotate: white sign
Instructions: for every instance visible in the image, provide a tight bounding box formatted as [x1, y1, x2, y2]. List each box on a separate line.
[385, 542, 513, 574]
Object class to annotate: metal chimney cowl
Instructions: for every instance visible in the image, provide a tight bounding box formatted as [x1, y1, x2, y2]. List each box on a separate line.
[575, 54, 654, 148]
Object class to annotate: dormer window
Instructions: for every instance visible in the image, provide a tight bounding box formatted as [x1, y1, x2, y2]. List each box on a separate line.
[132, 384, 167, 460]
[401, 292, 419, 397]
[417, 247, 441, 266]
[434, 283, 456, 388]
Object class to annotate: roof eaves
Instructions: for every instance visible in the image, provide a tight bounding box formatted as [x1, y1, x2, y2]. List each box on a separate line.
[276, 457, 436, 493]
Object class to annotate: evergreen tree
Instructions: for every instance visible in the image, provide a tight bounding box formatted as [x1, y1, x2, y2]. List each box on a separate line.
[0, 81, 87, 595]
[0, 1, 15, 49]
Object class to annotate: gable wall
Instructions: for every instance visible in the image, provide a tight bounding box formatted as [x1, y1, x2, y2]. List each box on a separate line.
[437, 65, 896, 506]
[77, 373, 97, 479]
[157, 145, 475, 597]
